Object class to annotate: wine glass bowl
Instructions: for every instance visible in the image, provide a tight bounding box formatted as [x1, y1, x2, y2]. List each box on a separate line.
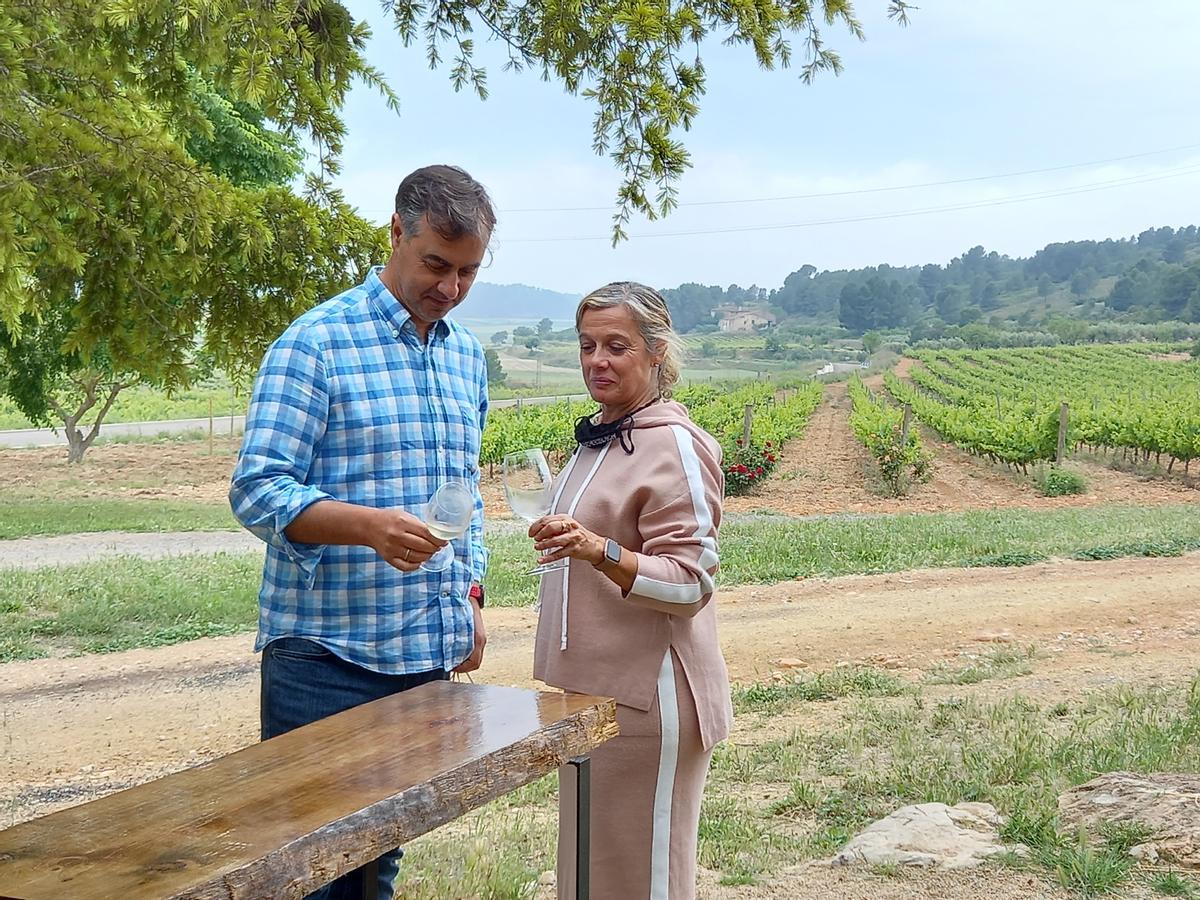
[502, 449, 568, 575]
[420, 480, 474, 572]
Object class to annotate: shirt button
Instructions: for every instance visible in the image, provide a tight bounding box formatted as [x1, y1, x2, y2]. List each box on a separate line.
[391, 329, 399, 338]
[441, 590, 450, 598]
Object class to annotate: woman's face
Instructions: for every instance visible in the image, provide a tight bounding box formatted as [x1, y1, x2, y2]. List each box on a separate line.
[578, 305, 660, 412]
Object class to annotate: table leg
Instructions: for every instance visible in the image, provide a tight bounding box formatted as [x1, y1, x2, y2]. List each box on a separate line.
[567, 756, 590, 900]
[361, 857, 380, 900]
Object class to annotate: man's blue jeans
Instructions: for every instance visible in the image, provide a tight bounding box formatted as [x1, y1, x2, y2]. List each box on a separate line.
[260, 637, 449, 900]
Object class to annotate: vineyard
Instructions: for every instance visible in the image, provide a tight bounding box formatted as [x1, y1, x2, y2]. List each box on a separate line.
[847, 375, 931, 495]
[681, 334, 768, 350]
[884, 345, 1200, 473]
[478, 380, 824, 491]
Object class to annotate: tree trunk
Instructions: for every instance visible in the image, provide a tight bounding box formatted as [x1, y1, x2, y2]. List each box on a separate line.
[50, 371, 133, 464]
[66, 426, 88, 464]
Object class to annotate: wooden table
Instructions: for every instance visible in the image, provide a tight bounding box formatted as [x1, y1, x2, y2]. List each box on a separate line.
[0, 681, 618, 899]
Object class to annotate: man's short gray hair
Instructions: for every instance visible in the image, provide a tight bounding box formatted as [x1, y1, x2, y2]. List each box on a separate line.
[395, 165, 496, 241]
[575, 281, 685, 399]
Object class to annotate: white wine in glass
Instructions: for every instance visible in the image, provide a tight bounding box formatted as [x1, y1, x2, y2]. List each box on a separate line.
[420, 480, 474, 572]
[426, 520, 464, 541]
[502, 448, 568, 575]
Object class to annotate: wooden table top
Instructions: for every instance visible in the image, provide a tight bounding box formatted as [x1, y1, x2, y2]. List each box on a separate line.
[0, 682, 617, 900]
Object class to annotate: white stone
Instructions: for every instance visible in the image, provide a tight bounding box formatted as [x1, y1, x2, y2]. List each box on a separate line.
[827, 802, 1025, 870]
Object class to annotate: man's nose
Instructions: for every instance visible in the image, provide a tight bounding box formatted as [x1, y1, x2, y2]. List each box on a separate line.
[437, 273, 460, 300]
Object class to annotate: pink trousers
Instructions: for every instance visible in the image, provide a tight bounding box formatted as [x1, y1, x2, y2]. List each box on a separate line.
[558, 650, 714, 900]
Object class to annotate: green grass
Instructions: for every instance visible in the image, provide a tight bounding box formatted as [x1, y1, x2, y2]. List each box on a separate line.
[3, 504, 1199, 658]
[720, 505, 1200, 582]
[1151, 870, 1200, 897]
[0, 379, 248, 430]
[0, 553, 262, 660]
[699, 794, 803, 886]
[706, 672, 1200, 894]
[1043, 833, 1135, 897]
[0, 500, 238, 539]
[393, 809, 555, 900]
[95, 428, 220, 445]
[732, 667, 908, 715]
[1037, 466, 1089, 497]
[926, 644, 1038, 685]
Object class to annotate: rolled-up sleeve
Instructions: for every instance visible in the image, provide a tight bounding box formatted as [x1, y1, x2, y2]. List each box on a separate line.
[469, 367, 490, 583]
[229, 331, 336, 585]
[625, 425, 723, 616]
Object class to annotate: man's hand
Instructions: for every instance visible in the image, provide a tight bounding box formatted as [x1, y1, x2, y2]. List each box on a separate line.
[370, 508, 446, 573]
[285, 501, 446, 573]
[453, 589, 487, 673]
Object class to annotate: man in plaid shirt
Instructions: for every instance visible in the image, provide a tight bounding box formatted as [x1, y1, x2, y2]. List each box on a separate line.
[229, 164, 494, 900]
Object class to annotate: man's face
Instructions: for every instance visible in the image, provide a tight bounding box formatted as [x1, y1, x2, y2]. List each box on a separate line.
[389, 213, 488, 332]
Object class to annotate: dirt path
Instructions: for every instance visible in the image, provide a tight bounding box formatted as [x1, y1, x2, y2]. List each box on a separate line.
[5, 553, 1198, 815]
[4, 513, 1198, 900]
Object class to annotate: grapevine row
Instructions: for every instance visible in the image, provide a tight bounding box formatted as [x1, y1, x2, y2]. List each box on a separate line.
[479, 380, 825, 491]
[847, 376, 931, 495]
[886, 345, 1200, 471]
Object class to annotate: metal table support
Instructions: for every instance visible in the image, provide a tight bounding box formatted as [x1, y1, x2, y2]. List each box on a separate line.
[568, 755, 591, 900]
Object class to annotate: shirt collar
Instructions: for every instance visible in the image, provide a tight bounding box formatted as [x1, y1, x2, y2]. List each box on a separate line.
[365, 266, 450, 343]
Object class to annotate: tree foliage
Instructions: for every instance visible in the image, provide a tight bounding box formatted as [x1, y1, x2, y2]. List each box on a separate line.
[380, 0, 912, 239]
[1, 3, 389, 457]
[484, 347, 507, 385]
[2, 0, 917, 451]
[2, 0, 394, 367]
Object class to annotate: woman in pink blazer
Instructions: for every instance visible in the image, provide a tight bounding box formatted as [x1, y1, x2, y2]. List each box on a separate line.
[527, 281, 732, 900]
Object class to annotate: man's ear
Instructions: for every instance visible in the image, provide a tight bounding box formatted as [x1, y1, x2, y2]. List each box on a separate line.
[390, 213, 405, 248]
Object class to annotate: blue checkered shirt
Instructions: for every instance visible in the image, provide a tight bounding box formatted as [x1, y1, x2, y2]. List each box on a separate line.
[229, 267, 489, 674]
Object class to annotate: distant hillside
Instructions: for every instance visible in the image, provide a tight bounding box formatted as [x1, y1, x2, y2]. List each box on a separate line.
[661, 225, 1200, 336]
[466, 282, 581, 320]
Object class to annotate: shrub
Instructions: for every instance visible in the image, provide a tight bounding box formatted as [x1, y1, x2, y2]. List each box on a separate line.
[1038, 466, 1087, 497]
[724, 440, 777, 495]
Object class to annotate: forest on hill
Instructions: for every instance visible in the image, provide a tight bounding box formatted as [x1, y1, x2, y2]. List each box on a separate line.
[660, 225, 1200, 337]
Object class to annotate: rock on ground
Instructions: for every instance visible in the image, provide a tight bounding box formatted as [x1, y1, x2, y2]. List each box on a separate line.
[1059, 772, 1200, 867]
[828, 802, 1025, 870]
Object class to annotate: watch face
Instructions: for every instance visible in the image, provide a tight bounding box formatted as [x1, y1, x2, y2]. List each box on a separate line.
[605, 539, 621, 564]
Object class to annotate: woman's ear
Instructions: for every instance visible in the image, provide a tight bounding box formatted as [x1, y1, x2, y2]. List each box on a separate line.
[650, 339, 664, 365]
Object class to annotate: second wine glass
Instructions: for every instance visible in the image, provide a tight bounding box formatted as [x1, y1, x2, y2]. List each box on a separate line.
[502, 448, 568, 575]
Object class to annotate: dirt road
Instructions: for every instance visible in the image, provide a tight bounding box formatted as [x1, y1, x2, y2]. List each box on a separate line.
[5, 552, 1198, 832]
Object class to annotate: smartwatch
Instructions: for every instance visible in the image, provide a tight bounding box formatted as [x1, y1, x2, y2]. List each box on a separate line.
[468, 583, 485, 607]
[603, 538, 622, 567]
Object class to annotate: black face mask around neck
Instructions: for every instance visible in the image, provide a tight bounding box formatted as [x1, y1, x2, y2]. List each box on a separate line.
[573, 398, 660, 455]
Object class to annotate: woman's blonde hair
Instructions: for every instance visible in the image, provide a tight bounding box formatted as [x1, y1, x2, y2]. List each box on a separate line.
[575, 281, 685, 398]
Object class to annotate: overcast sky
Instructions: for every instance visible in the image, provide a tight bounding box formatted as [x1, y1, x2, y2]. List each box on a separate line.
[331, 0, 1200, 295]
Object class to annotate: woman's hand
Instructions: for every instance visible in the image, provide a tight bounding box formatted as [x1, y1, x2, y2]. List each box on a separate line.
[528, 514, 605, 567]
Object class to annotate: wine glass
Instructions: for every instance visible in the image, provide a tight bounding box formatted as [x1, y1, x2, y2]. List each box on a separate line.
[420, 480, 475, 572]
[502, 448, 568, 576]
